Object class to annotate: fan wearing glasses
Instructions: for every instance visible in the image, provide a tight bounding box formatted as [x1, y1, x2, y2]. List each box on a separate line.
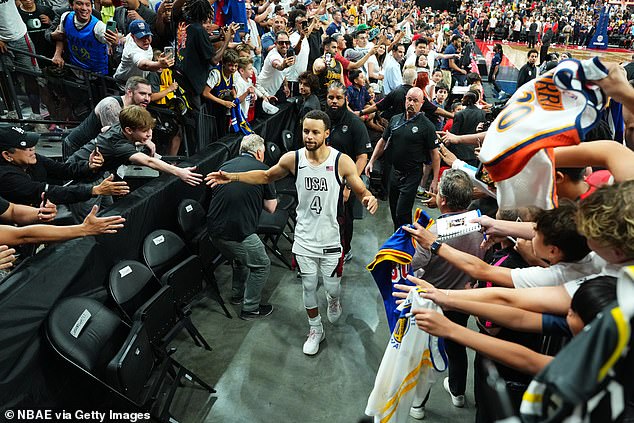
[256, 31, 295, 101]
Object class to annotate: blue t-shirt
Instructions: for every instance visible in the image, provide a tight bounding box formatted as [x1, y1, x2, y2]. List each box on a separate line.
[441, 43, 457, 71]
[542, 313, 573, 338]
[326, 21, 341, 36]
[346, 85, 370, 112]
[491, 52, 502, 70]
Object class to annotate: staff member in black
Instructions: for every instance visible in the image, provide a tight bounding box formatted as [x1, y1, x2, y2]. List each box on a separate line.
[366, 87, 440, 230]
[207, 134, 277, 320]
[324, 82, 371, 263]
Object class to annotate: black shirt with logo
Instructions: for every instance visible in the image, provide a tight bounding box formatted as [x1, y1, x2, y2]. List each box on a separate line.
[382, 113, 437, 172]
[18, 4, 56, 59]
[327, 110, 372, 161]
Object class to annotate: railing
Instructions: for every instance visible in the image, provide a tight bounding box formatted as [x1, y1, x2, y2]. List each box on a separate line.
[0, 46, 121, 125]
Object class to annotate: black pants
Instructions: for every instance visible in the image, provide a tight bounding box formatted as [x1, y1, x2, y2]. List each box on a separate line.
[474, 352, 527, 422]
[419, 310, 470, 408]
[342, 198, 354, 255]
[539, 45, 550, 65]
[388, 167, 422, 231]
[444, 310, 470, 396]
[488, 70, 502, 94]
[528, 35, 537, 48]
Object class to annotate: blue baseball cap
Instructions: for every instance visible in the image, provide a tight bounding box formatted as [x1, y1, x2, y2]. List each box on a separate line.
[304, 0, 313, 5]
[129, 20, 153, 38]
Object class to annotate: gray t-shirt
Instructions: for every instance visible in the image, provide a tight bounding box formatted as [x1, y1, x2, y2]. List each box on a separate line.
[411, 219, 485, 290]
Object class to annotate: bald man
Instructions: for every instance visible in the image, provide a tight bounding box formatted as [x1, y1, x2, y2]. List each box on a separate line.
[367, 87, 440, 229]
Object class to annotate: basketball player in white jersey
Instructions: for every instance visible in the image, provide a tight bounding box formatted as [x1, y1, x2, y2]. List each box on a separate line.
[206, 109, 378, 355]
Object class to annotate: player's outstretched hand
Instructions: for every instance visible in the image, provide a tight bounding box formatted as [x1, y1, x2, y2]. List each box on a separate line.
[363, 194, 378, 214]
[205, 170, 232, 188]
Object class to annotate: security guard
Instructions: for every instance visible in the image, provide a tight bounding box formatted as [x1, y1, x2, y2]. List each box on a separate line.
[366, 87, 440, 230]
[324, 81, 371, 262]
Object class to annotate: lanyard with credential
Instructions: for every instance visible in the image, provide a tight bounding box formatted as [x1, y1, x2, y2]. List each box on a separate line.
[384, 112, 421, 150]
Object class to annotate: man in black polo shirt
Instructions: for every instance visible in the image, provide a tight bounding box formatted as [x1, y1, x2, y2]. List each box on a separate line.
[366, 87, 440, 230]
[359, 68, 453, 136]
[324, 82, 371, 263]
[207, 134, 277, 320]
[359, 68, 417, 122]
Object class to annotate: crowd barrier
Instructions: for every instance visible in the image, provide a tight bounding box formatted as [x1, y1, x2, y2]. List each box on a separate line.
[0, 102, 298, 407]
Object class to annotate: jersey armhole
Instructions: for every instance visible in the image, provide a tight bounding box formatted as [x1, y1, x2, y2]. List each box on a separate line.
[334, 151, 343, 186]
[293, 150, 299, 177]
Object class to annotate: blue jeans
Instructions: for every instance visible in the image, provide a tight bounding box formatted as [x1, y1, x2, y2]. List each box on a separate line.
[211, 233, 270, 312]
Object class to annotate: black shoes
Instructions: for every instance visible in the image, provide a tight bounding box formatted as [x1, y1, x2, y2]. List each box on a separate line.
[239, 304, 274, 320]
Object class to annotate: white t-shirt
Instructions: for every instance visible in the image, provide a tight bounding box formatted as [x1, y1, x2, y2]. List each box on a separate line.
[0, 0, 27, 42]
[257, 48, 286, 96]
[489, 17, 498, 28]
[404, 53, 417, 68]
[233, 72, 255, 113]
[427, 50, 440, 73]
[113, 34, 153, 81]
[563, 261, 631, 297]
[287, 31, 309, 82]
[511, 252, 607, 289]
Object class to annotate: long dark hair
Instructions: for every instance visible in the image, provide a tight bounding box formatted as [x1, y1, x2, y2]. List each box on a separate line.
[570, 276, 617, 325]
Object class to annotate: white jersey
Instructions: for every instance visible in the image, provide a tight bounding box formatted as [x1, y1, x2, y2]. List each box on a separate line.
[292, 147, 343, 258]
[366, 288, 448, 422]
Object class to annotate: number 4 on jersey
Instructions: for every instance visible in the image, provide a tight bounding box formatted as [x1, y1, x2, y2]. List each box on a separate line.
[310, 195, 322, 214]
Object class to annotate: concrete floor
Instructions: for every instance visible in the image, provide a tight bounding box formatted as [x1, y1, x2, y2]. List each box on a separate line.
[168, 199, 476, 423]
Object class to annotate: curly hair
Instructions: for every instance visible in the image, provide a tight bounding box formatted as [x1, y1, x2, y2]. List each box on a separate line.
[576, 180, 634, 259]
[183, 0, 213, 24]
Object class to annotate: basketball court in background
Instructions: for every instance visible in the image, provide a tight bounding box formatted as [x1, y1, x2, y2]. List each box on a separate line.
[474, 39, 633, 94]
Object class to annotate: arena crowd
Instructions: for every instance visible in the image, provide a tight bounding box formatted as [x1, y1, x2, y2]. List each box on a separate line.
[1, 0, 634, 421]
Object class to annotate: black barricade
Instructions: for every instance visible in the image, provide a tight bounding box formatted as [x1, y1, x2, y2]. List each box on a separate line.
[0, 103, 297, 407]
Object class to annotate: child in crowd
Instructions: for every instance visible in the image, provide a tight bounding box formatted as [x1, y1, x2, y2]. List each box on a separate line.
[425, 69, 443, 100]
[432, 82, 449, 131]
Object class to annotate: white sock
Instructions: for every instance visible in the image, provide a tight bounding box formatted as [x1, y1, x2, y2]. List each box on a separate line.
[308, 315, 323, 331]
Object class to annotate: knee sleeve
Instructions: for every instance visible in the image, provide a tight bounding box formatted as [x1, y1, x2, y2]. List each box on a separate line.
[301, 272, 319, 309]
[321, 256, 342, 298]
[296, 255, 319, 309]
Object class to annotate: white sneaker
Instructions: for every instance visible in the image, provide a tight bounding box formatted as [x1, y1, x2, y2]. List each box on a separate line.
[409, 405, 425, 419]
[326, 292, 342, 323]
[443, 377, 465, 407]
[302, 327, 324, 355]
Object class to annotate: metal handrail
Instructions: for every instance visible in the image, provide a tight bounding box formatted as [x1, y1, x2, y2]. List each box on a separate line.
[1, 46, 121, 123]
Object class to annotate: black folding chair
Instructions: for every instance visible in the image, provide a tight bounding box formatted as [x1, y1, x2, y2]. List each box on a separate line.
[143, 229, 230, 320]
[257, 210, 292, 269]
[176, 199, 225, 272]
[108, 260, 211, 351]
[46, 297, 214, 423]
